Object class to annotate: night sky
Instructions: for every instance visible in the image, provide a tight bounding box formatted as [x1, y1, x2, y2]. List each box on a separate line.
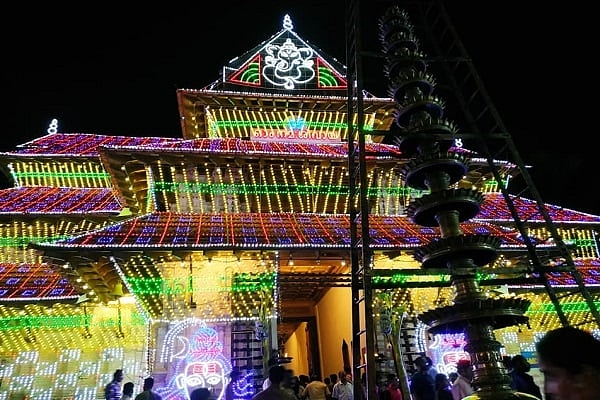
[7, 2, 598, 215]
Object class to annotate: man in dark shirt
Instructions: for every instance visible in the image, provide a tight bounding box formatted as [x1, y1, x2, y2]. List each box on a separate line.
[509, 355, 542, 398]
[104, 369, 124, 400]
[409, 356, 435, 400]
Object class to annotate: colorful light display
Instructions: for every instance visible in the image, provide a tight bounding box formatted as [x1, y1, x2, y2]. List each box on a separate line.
[0, 10, 598, 399]
[156, 320, 238, 400]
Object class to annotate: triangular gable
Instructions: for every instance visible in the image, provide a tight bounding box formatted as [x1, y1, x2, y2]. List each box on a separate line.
[222, 14, 347, 92]
[316, 58, 347, 89]
[228, 54, 262, 87]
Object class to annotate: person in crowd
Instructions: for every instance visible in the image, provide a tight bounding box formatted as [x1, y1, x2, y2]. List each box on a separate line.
[409, 356, 435, 400]
[134, 377, 163, 400]
[447, 372, 458, 385]
[323, 377, 332, 400]
[343, 366, 353, 383]
[299, 374, 310, 397]
[252, 365, 297, 400]
[379, 373, 402, 400]
[328, 373, 338, 395]
[301, 374, 330, 400]
[121, 382, 135, 400]
[225, 370, 241, 400]
[262, 375, 271, 390]
[508, 354, 542, 398]
[451, 359, 474, 400]
[331, 370, 353, 400]
[536, 326, 600, 400]
[425, 356, 438, 382]
[190, 387, 211, 400]
[360, 372, 369, 400]
[434, 374, 452, 400]
[287, 373, 303, 399]
[105, 369, 124, 400]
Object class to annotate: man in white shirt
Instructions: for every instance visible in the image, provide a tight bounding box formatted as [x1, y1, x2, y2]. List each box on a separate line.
[301, 374, 330, 400]
[451, 360, 474, 400]
[331, 371, 353, 400]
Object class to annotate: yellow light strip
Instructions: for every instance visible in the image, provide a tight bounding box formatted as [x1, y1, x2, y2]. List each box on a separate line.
[281, 164, 292, 213]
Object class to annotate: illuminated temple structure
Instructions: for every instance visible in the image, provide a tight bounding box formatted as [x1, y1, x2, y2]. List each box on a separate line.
[0, 9, 599, 400]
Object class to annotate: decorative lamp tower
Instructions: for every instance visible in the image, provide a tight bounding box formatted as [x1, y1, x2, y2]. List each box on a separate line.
[379, 6, 538, 399]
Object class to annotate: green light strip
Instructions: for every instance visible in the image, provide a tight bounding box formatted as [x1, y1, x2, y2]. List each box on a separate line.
[232, 272, 276, 292]
[154, 181, 418, 197]
[127, 277, 165, 295]
[126, 275, 276, 296]
[527, 301, 600, 313]
[0, 236, 69, 247]
[214, 119, 349, 130]
[575, 239, 596, 247]
[0, 312, 146, 330]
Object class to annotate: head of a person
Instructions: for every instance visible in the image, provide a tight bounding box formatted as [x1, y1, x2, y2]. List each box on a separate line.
[414, 356, 429, 372]
[425, 356, 434, 369]
[289, 375, 300, 389]
[143, 377, 154, 391]
[269, 365, 287, 385]
[536, 326, 600, 400]
[190, 387, 211, 400]
[329, 373, 338, 384]
[299, 374, 310, 386]
[448, 372, 458, 383]
[343, 366, 352, 380]
[511, 354, 531, 373]
[338, 370, 347, 383]
[123, 382, 134, 396]
[114, 369, 124, 382]
[456, 359, 473, 380]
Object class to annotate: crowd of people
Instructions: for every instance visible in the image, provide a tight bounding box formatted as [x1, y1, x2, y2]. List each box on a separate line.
[252, 366, 355, 400]
[101, 326, 599, 400]
[405, 326, 600, 400]
[104, 371, 164, 400]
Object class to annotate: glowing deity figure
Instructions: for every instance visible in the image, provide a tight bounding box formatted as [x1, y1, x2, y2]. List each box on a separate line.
[176, 360, 227, 397]
[158, 320, 234, 400]
[263, 37, 315, 90]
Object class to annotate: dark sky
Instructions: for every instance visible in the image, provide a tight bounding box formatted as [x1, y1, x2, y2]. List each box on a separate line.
[6, 2, 598, 215]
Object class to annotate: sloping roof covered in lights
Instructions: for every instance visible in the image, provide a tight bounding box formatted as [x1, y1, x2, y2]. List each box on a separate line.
[0, 263, 80, 304]
[0, 187, 122, 216]
[97, 137, 403, 159]
[31, 212, 526, 250]
[0, 133, 185, 158]
[479, 193, 600, 224]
